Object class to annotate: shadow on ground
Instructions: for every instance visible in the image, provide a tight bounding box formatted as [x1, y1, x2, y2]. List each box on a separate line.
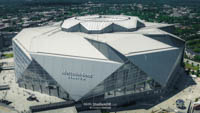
[109, 71, 196, 112]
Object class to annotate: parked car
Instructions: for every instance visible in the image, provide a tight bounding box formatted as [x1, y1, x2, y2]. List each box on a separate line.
[27, 95, 37, 101]
[176, 99, 185, 109]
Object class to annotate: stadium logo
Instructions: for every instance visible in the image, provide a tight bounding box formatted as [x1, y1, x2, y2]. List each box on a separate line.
[62, 70, 94, 81]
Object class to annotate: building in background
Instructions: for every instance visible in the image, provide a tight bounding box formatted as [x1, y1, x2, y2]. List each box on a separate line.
[0, 32, 17, 51]
[12, 15, 185, 106]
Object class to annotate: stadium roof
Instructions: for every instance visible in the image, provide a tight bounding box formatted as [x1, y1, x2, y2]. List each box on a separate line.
[61, 15, 145, 33]
[13, 15, 183, 61]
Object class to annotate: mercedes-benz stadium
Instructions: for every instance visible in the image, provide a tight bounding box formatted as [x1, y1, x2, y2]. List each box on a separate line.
[12, 15, 185, 105]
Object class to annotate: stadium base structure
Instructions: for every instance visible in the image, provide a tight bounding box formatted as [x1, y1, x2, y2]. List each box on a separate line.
[13, 15, 185, 107]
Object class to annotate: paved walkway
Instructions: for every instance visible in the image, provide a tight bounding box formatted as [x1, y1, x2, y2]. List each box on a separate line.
[0, 103, 18, 113]
[0, 58, 65, 112]
[111, 74, 200, 113]
[184, 58, 200, 66]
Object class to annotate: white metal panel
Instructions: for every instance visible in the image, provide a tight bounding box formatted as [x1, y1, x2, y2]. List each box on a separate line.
[13, 26, 59, 51]
[114, 16, 138, 29]
[106, 34, 173, 55]
[61, 15, 145, 33]
[30, 31, 108, 60]
[80, 22, 112, 31]
[31, 53, 122, 101]
[61, 18, 80, 29]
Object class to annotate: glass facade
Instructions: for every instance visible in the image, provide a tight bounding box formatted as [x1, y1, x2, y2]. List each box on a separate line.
[82, 39, 162, 101]
[13, 41, 31, 80]
[145, 34, 185, 48]
[82, 61, 161, 100]
[19, 60, 71, 99]
[13, 41, 71, 100]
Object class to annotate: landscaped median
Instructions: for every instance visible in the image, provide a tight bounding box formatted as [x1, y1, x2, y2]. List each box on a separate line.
[184, 61, 200, 77]
[1, 53, 13, 58]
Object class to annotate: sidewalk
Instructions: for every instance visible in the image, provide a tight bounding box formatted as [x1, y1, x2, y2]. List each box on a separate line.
[0, 103, 18, 113]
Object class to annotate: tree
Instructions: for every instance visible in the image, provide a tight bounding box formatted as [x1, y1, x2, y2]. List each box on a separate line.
[197, 69, 200, 75]
[194, 55, 200, 62]
[191, 70, 195, 75]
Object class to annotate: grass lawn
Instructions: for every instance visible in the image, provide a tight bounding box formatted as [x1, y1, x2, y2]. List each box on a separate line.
[184, 62, 199, 71]
[2, 53, 14, 58]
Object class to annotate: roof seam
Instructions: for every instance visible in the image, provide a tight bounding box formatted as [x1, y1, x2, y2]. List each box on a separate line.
[125, 47, 177, 56]
[31, 52, 112, 61]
